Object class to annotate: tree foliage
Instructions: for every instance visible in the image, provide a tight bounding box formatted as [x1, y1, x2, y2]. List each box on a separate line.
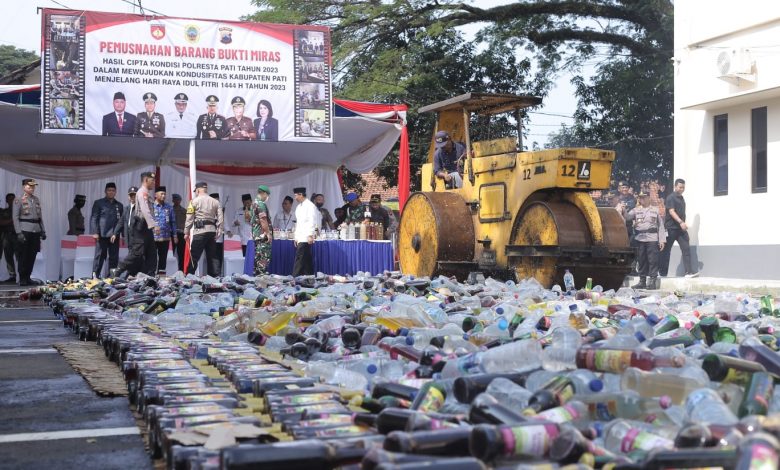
[0, 45, 39, 80]
[247, 0, 673, 189]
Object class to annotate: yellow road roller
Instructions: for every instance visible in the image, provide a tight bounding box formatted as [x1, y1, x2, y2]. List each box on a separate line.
[398, 92, 634, 289]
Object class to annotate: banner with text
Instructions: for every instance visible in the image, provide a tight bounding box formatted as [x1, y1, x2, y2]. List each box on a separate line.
[40, 9, 332, 142]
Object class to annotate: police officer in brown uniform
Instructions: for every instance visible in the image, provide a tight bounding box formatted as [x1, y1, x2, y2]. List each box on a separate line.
[225, 96, 256, 140]
[184, 182, 223, 276]
[195, 95, 229, 140]
[618, 191, 666, 290]
[13, 179, 46, 286]
[135, 92, 166, 138]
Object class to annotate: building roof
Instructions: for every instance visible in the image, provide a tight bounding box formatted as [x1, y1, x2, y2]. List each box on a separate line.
[360, 172, 398, 201]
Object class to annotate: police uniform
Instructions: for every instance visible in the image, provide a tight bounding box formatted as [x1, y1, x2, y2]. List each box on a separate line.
[13, 179, 46, 286]
[250, 185, 273, 275]
[184, 183, 223, 276]
[135, 92, 166, 138]
[225, 96, 257, 140]
[67, 195, 86, 235]
[166, 93, 197, 138]
[196, 95, 229, 140]
[622, 193, 666, 289]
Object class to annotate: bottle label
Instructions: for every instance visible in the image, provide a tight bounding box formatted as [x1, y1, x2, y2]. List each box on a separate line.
[588, 401, 618, 421]
[749, 443, 779, 470]
[501, 424, 559, 458]
[456, 353, 482, 376]
[296, 415, 353, 427]
[620, 428, 673, 453]
[312, 425, 367, 437]
[417, 387, 445, 412]
[582, 349, 633, 373]
[534, 404, 580, 423]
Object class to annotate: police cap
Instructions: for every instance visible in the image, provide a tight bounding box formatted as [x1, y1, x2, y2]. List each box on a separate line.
[206, 95, 219, 105]
[143, 92, 157, 103]
[231, 96, 246, 106]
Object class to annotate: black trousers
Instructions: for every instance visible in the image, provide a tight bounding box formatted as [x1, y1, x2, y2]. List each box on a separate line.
[241, 244, 247, 257]
[118, 227, 155, 277]
[215, 242, 224, 276]
[189, 232, 219, 277]
[174, 232, 185, 272]
[659, 228, 692, 276]
[155, 240, 170, 274]
[292, 242, 313, 276]
[0, 231, 16, 278]
[92, 236, 120, 277]
[16, 231, 40, 282]
[636, 241, 660, 279]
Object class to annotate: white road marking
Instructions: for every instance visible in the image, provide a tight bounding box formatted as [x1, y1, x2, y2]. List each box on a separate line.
[0, 320, 60, 323]
[0, 348, 57, 354]
[0, 427, 140, 444]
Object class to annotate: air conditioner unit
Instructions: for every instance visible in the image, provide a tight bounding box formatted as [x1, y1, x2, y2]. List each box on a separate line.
[716, 48, 755, 81]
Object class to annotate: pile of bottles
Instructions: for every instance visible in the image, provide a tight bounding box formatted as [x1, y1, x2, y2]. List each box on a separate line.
[36, 270, 780, 469]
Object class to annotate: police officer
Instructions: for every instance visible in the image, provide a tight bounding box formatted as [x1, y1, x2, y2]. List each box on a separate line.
[618, 191, 666, 290]
[115, 172, 158, 278]
[196, 95, 228, 140]
[166, 93, 197, 138]
[90, 182, 123, 277]
[225, 96, 256, 140]
[184, 182, 223, 276]
[67, 194, 86, 235]
[135, 92, 165, 138]
[13, 178, 46, 286]
[250, 185, 273, 275]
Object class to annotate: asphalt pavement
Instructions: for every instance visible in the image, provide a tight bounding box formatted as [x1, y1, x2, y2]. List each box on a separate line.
[0, 302, 152, 470]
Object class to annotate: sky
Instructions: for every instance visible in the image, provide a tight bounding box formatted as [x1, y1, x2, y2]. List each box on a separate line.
[0, 0, 578, 147]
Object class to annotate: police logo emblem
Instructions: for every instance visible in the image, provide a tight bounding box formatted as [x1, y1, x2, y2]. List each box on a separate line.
[185, 24, 200, 44]
[219, 26, 233, 44]
[150, 24, 165, 40]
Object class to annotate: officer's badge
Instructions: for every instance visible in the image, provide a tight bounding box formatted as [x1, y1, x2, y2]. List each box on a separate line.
[219, 26, 233, 44]
[215, 119, 223, 129]
[185, 25, 200, 44]
[150, 24, 165, 40]
[186, 204, 195, 214]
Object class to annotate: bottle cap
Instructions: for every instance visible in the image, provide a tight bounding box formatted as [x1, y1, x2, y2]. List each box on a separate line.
[589, 379, 604, 392]
[496, 306, 504, 315]
[659, 395, 672, 409]
[366, 364, 378, 374]
[405, 336, 414, 345]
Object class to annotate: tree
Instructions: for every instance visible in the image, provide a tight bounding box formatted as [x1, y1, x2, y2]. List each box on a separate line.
[248, 0, 673, 188]
[0, 45, 39, 80]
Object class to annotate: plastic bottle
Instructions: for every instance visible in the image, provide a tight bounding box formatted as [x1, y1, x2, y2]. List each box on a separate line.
[563, 269, 575, 292]
[439, 339, 542, 378]
[575, 346, 685, 373]
[483, 377, 532, 410]
[621, 367, 706, 405]
[739, 336, 780, 376]
[469, 422, 560, 461]
[602, 419, 674, 454]
[541, 326, 582, 371]
[685, 388, 739, 425]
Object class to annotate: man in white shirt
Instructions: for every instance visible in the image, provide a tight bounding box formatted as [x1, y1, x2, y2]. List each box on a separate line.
[165, 93, 197, 138]
[273, 196, 295, 232]
[292, 187, 318, 276]
[228, 194, 253, 256]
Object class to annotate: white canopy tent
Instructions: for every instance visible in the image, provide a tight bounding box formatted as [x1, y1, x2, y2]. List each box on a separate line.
[0, 90, 404, 280]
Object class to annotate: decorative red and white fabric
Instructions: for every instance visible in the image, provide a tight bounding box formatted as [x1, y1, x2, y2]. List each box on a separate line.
[223, 236, 245, 276]
[73, 235, 97, 279]
[60, 235, 77, 280]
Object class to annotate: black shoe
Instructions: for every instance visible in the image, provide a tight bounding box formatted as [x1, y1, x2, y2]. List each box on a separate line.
[0, 277, 15, 283]
[19, 280, 29, 286]
[647, 278, 658, 290]
[631, 278, 647, 289]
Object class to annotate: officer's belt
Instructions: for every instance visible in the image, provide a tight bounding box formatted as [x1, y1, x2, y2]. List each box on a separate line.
[634, 228, 657, 234]
[19, 218, 41, 223]
[195, 219, 216, 226]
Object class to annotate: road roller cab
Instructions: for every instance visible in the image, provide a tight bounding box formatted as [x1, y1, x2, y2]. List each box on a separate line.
[399, 92, 634, 289]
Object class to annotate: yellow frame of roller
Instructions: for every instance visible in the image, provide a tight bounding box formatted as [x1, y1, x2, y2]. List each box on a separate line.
[398, 93, 634, 289]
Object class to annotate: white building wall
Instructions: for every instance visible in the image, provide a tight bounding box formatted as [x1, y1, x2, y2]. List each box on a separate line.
[675, 1, 780, 279]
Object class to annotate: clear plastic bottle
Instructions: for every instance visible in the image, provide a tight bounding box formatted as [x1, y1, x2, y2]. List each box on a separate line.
[575, 390, 672, 422]
[541, 326, 582, 371]
[439, 339, 542, 378]
[563, 269, 575, 292]
[603, 419, 674, 454]
[685, 388, 739, 425]
[621, 366, 705, 404]
[483, 377, 533, 410]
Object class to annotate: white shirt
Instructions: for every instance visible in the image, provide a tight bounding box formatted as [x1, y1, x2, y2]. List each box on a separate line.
[273, 210, 294, 231]
[232, 207, 253, 244]
[165, 110, 197, 138]
[293, 198, 318, 243]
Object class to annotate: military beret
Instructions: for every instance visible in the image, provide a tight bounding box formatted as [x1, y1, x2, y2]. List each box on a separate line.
[257, 185, 270, 195]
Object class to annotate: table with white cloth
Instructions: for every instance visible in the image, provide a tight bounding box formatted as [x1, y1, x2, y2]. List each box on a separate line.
[243, 239, 394, 276]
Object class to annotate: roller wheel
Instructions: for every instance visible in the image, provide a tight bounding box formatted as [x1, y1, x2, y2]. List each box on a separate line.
[399, 192, 475, 278]
[509, 200, 632, 289]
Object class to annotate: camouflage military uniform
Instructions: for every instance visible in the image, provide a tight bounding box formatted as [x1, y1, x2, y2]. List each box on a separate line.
[250, 197, 272, 275]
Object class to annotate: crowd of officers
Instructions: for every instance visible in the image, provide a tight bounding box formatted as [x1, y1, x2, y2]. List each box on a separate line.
[0, 173, 399, 284]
